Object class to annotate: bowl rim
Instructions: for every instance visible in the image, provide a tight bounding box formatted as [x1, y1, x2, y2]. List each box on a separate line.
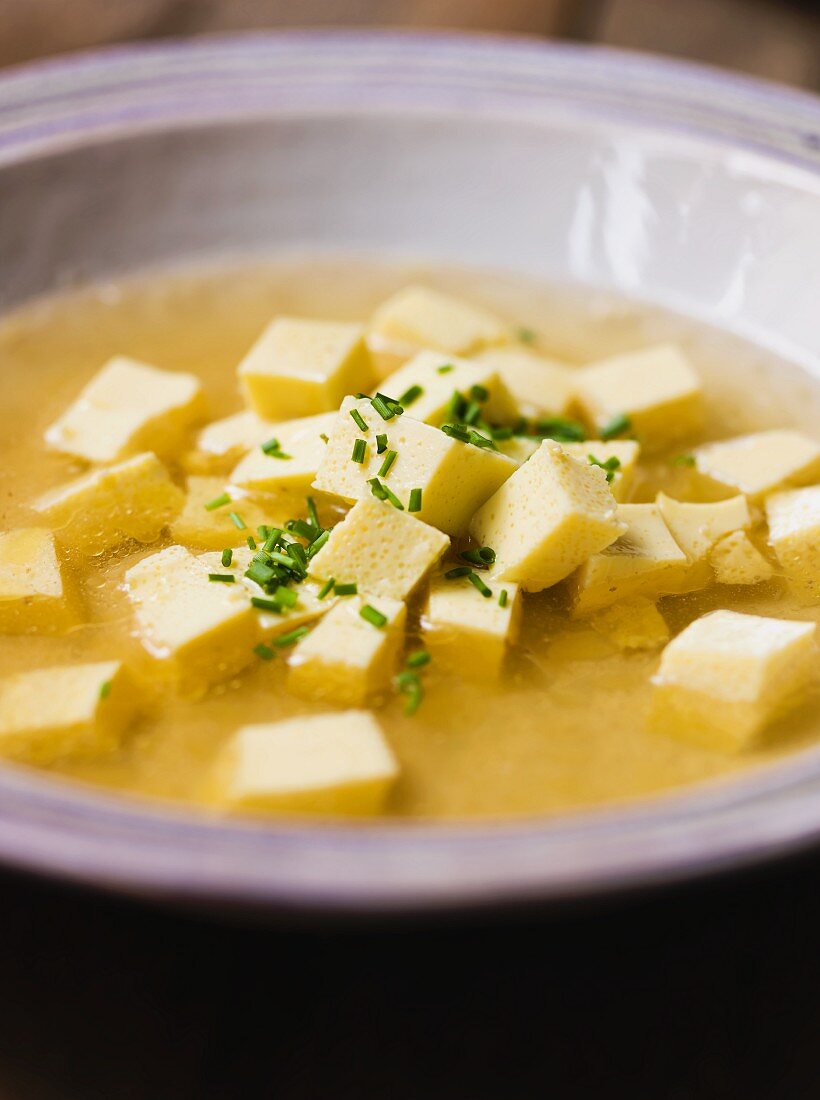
[2, 29, 820, 913]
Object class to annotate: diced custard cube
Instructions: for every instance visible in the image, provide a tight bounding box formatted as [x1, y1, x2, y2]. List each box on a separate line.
[560, 441, 641, 502]
[577, 344, 703, 450]
[171, 477, 282, 550]
[656, 492, 751, 561]
[475, 346, 576, 420]
[230, 412, 337, 496]
[0, 528, 78, 634]
[423, 573, 521, 678]
[216, 711, 398, 815]
[590, 597, 669, 651]
[0, 661, 138, 764]
[238, 317, 374, 419]
[313, 397, 516, 536]
[569, 503, 689, 615]
[694, 430, 820, 501]
[377, 350, 519, 426]
[766, 485, 820, 604]
[187, 410, 273, 472]
[469, 442, 625, 591]
[310, 498, 448, 601]
[34, 452, 184, 556]
[650, 610, 816, 751]
[710, 531, 773, 586]
[370, 285, 508, 356]
[125, 545, 258, 690]
[288, 592, 406, 706]
[45, 356, 204, 464]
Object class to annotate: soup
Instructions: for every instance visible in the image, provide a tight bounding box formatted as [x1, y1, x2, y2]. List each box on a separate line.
[0, 257, 817, 819]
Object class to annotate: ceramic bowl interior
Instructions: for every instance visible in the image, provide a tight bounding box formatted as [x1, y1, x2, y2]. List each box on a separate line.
[1, 32, 820, 911]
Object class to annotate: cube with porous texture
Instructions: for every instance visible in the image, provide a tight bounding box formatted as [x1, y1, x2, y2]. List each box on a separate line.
[475, 346, 577, 420]
[0, 661, 138, 764]
[694, 431, 820, 500]
[469, 442, 625, 591]
[650, 610, 816, 751]
[766, 485, 820, 604]
[569, 503, 689, 615]
[33, 452, 184, 556]
[590, 597, 670, 651]
[560, 441, 641, 502]
[188, 410, 273, 472]
[313, 397, 516, 536]
[45, 356, 204, 463]
[423, 574, 521, 678]
[577, 344, 702, 450]
[656, 491, 751, 589]
[0, 528, 78, 633]
[288, 592, 406, 706]
[216, 711, 398, 814]
[230, 412, 337, 495]
[377, 350, 519, 426]
[710, 531, 774, 586]
[238, 318, 374, 419]
[369, 285, 508, 355]
[309, 498, 448, 601]
[126, 545, 258, 691]
[171, 477, 282, 550]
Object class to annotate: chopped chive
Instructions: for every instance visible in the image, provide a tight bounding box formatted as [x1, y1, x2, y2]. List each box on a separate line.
[445, 390, 467, 422]
[246, 535, 257, 551]
[263, 530, 282, 553]
[287, 542, 308, 568]
[396, 670, 423, 716]
[587, 454, 622, 483]
[350, 408, 369, 432]
[368, 477, 404, 510]
[99, 680, 112, 700]
[208, 573, 236, 584]
[516, 326, 536, 344]
[228, 511, 246, 530]
[261, 437, 291, 459]
[673, 453, 696, 467]
[274, 626, 309, 648]
[246, 561, 277, 587]
[253, 643, 275, 661]
[376, 433, 388, 454]
[600, 412, 632, 441]
[498, 589, 508, 608]
[334, 582, 358, 596]
[468, 430, 497, 450]
[444, 566, 471, 579]
[490, 426, 514, 440]
[371, 393, 403, 420]
[406, 648, 431, 669]
[351, 438, 367, 464]
[398, 384, 423, 407]
[436, 363, 454, 374]
[257, 525, 271, 539]
[251, 596, 282, 612]
[360, 604, 388, 628]
[441, 423, 470, 443]
[273, 585, 299, 609]
[464, 401, 483, 425]
[460, 546, 496, 568]
[467, 570, 493, 598]
[408, 488, 422, 513]
[306, 497, 320, 529]
[221, 548, 233, 568]
[470, 384, 489, 403]
[307, 529, 330, 558]
[534, 417, 587, 443]
[320, 433, 329, 444]
[204, 492, 231, 511]
[378, 450, 397, 478]
[287, 519, 316, 541]
[317, 576, 335, 600]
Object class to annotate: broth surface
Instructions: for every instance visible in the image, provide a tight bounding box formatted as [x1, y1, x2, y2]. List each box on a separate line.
[0, 256, 818, 819]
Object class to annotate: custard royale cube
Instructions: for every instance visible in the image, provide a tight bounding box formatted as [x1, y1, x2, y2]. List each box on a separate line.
[0, 528, 77, 634]
[126, 545, 258, 689]
[561, 441, 641, 502]
[288, 593, 406, 706]
[650, 610, 816, 751]
[469, 442, 625, 591]
[171, 477, 281, 550]
[710, 531, 773, 587]
[577, 344, 703, 449]
[45, 356, 204, 464]
[590, 597, 669, 651]
[310, 498, 448, 601]
[656, 491, 751, 589]
[216, 711, 398, 815]
[188, 410, 273, 473]
[476, 346, 576, 420]
[766, 485, 820, 604]
[569, 503, 689, 615]
[694, 430, 820, 500]
[313, 397, 516, 536]
[34, 452, 184, 556]
[370, 285, 508, 356]
[0, 661, 138, 764]
[230, 412, 337, 495]
[377, 350, 518, 426]
[423, 574, 522, 678]
[238, 317, 374, 420]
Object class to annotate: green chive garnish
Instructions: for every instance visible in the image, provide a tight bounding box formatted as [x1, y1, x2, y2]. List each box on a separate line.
[368, 477, 404, 510]
[334, 582, 358, 596]
[460, 546, 496, 568]
[273, 585, 299, 609]
[516, 326, 536, 344]
[246, 561, 276, 587]
[470, 384, 489, 403]
[534, 417, 587, 443]
[360, 604, 388, 628]
[408, 488, 422, 513]
[371, 393, 403, 420]
[498, 589, 508, 608]
[406, 648, 431, 669]
[378, 450, 397, 478]
[376, 433, 388, 454]
[587, 454, 622, 483]
[253, 643, 275, 661]
[467, 430, 497, 450]
[351, 438, 367, 464]
[251, 596, 282, 612]
[467, 571, 493, 598]
[320, 433, 329, 443]
[350, 408, 369, 432]
[274, 626, 309, 648]
[204, 492, 231, 511]
[208, 573, 236, 583]
[398, 384, 423, 407]
[246, 536, 257, 551]
[317, 577, 335, 600]
[221, 548, 233, 568]
[396, 670, 423, 716]
[444, 566, 471, 579]
[600, 412, 631, 441]
[99, 680, 112, 700]
[307, 529, 330, 557]
[306, 497, 320, 529]
[261, 437, 291, 459]
[436, 363, 454, 374]
[673, 453, 696, 467]
[228, 511, 246, 530]
[441, 423, 470, 443]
